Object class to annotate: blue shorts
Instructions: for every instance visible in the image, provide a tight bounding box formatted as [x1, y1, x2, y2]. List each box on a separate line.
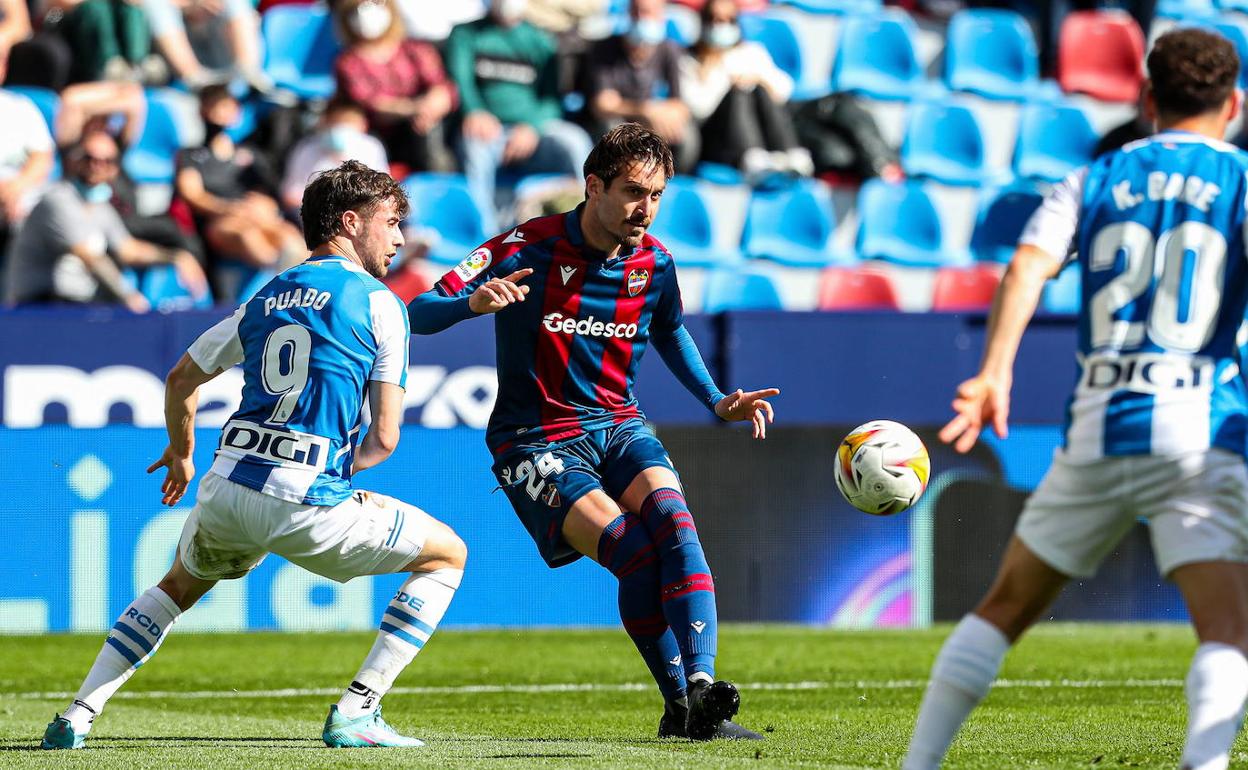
[491, 418, 674, 568]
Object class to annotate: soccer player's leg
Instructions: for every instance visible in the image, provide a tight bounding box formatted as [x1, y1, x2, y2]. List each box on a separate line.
[267, 490, 466, 748]
[44, 473, 254, 749]
[608, 423, 760, 740]
[904, 453, 1133, 770]
[1146, 450, 1248, 770]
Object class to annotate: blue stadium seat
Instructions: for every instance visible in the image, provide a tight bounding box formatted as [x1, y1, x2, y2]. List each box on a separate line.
[739, 13, 828, 101]
[1214, 22, 1248, 88]
[702, 268, 784, 313]
[900, 101, 988, 187]
[970, 183, 1044, 264]
[123, 89, 185, 185]
[830, 11, 923, 100]
[261, 5, 340, 100]
[649, 176, 743, 268]
[1218, 0, 1248, 12]
[401, 173, 495, 265]
[1158, 0, 1217, 19]
[774, 0, 881, 14]
[1042, 262, 1081, 314]
[139, 264, 213, 311]
[944, 9, 1040, 101]
[740, 178, 848, 268]
[215, 262, 277, 304]
[5, 86, 59, 134]
[856, 179, 970, 268]
[1013, 101, 1098, 182]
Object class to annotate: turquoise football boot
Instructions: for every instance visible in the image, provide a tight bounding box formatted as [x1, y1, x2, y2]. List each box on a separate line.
[41, 715, 87, 749]
[322, 705, 424, 748]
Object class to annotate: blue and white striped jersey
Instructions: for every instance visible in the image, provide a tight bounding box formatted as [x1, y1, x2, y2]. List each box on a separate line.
[187, 256, 409, 504]
[1021, 130, 1248, 460]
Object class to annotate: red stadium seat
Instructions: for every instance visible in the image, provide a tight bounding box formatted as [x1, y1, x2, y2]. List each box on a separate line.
[931, 265, 1002, 311]
[1057, 11, 1145, 103]
[818, 266, 901, 311]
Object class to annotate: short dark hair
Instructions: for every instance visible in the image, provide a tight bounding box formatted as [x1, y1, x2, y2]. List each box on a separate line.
[300, 160, 410, 249]
[582, 122, 675, 188]
[1148, 28, 1239, 119]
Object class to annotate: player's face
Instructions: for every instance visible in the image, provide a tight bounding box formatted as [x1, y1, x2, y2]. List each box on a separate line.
[355, 197, 404, 278]
[592, 161, 667, 250]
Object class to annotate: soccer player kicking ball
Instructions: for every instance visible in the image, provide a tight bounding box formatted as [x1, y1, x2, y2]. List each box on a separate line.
[408, 123, 776, 740]
[905, 29, 1248, 770]
[42, 161, 468, 750]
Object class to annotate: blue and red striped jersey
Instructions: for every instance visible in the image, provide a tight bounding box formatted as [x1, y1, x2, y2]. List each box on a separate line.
[428, 205, 716, 454]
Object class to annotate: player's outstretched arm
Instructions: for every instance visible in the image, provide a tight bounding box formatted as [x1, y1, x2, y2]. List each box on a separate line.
[407, 268, 534, 334]
[939, 244, 1061, 454]
[147, 353, 219, 506]
[354, 381, 405, 474]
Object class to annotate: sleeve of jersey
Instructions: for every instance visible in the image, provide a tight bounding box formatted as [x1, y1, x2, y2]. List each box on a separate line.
[650, 265, 725, 412]
[370, 290, 410, 389]
[1018, 167, 1087, 264]
[186, 305, 246, 374]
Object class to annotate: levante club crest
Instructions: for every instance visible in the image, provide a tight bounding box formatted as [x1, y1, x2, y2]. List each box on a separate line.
[626, 268, 650, 297]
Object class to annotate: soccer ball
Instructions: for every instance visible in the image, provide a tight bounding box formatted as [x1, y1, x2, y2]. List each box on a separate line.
[834, 420, 931, 516]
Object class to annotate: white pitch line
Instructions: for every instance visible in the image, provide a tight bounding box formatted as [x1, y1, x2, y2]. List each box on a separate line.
[5, 678, 1185, 702]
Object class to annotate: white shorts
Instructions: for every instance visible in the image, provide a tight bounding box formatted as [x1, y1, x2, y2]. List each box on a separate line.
[1016, 448, 1248, 578]
[178, 472, 434, 583]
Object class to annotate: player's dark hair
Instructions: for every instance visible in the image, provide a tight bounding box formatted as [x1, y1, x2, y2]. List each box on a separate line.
[583, 122, 675, 188]
[1148, 28, 1239, 119]
[300, 160, 409, 249]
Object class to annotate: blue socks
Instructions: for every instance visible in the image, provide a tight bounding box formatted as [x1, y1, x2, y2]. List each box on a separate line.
[599, 513, 686, 700]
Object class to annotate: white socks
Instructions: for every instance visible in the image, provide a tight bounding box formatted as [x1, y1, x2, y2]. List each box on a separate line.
[63, 587, 183, 731]
[337, 569, 462, 718]
[1181, 642, 1248, 770]
[903, 614, 1010, 770]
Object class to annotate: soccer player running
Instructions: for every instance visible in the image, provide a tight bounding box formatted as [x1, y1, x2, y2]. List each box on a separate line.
[408, 123, 776, 740]
[42, 161, 468, 750]
[904, 29, 1248, 770]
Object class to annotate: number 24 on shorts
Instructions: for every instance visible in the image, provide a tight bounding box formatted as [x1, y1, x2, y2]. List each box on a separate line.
[505, 452, 566, 506]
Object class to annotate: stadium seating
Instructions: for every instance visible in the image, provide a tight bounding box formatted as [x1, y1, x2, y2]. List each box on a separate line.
[944, 9, 1040, 101]
[649, 176, 742, 268]
[123, 89, 186, 185]
[830, 11, 923, 100]
[1042, 263, 1082, 314]
[261, 5, 340, 100]
[1159, 0, 1218, 18]
[817, 266, 900, 310]
[1058, 11, 1146, 103]
[215, 263, 278, 304]
[138, 264, 213, 311]
[739, 13, 828, 101]
[1214, 21, 1248, 88]
[702, 268, 784, 313]
[900, 101, 988, 187]
[969, 183, 1044, 264]
[856, 179, 969, 268]
[5, 86, 59, 135]
[1013, 100, 1098, 182]
[740, 178, 846, 268]
[400, 173, 495, 265]
[775, 0, 881, 13]
[1218, 0, 1248, 12]
[930, 265, 1001, 311]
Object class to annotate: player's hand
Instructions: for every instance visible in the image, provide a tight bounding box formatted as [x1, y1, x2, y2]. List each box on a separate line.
[147, 447, 195, 506]
[938, 374, 1011, 454]
[715, 387, 779, 439]
[468, 268, 534, 314]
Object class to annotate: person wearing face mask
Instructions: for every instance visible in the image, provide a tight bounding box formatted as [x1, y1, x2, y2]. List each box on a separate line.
[3, 129, 208, 310]
[583, 0, 698, 173]
[333, 0, 458, 174]
[175, 85, 307, 290]
[678, 0, 812, 179]
[445, 0, 595, 215]
[281, 97, 391, 217]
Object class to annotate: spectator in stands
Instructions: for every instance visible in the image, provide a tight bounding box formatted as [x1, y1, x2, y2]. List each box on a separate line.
[679, 0, 813, 179]
[333, 0, 457, 174]
[175, 85, 304, 272]
[446, 0, 594, 213]
[141, 0, 266, 90]
[2, 0, 73, 91]
[524, 0, 605, 35]
[0, 46, 54, 254]
[583, 0, 697, 173]
[280, 97, 390, 216]
[44, 0, 156, 84]
[392, 0, 484, 41]
[3, 129, 207, 309]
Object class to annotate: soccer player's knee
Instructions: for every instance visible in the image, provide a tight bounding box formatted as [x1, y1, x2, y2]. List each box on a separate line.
[598, 514, 656, 577]
[639, 488, 700, 545]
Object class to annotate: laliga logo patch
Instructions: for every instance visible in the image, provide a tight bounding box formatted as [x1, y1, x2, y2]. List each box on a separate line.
[626, 268, 650, 297]
[453, 247, 493, 282]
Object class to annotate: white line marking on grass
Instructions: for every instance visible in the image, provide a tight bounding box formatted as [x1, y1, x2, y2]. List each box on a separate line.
[7, 678, 1185, 702]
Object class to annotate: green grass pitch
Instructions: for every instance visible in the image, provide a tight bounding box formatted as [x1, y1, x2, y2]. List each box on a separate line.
[0, 624, 1238, 768]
